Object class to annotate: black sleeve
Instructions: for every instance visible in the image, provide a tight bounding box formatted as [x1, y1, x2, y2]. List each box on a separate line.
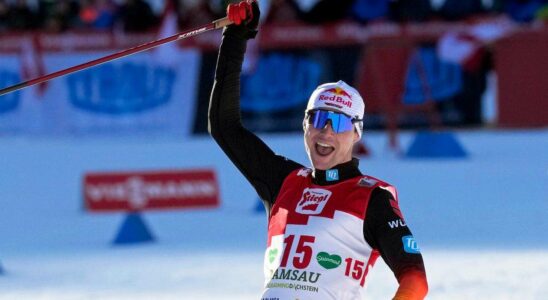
[363, 188, 426, 281]
[208, 33, 302, 211]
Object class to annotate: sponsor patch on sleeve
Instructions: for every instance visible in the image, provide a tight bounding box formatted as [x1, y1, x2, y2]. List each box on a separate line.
[402, 235, 421, 254]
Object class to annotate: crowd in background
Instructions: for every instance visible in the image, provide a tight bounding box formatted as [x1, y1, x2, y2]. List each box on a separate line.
[0, 0, 157, 32]
[0, 0, 547, 33]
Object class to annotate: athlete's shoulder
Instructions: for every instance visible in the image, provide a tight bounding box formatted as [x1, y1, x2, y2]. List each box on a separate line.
[281, 167, 313, 187]
[291, 167, 313, 178]
[355, 174, 391, 188]
[355, 174, 398, 199]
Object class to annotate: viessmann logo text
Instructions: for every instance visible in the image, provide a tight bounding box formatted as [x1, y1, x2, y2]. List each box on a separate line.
[83, 170, 219, 211]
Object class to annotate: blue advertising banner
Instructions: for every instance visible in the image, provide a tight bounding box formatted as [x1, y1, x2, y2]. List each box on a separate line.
[239, 52, 325, 132]
[0, 69, 20, 113]
[0, 54, 39, 134]
[403, 47, 463, 104]
[241, 53, 323, 113]
[0, 48, 201, 137]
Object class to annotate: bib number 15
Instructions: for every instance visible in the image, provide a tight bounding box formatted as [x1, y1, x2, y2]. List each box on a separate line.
[344, 257, 369, 286]
[280, 235, 316, 269]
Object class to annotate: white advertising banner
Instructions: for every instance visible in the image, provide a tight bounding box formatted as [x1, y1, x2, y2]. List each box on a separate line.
[0, 47, 201, 137]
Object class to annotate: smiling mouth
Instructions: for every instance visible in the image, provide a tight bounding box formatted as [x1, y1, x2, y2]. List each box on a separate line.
[315, 142, 335, 156]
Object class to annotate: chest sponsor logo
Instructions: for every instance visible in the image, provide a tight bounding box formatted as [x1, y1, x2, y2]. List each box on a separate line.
[268, 248, 279, 263]
[271, 268, 321, 283]
[295, 188, 331, 215]
[316, 252, 342, 269]
[402, 235, 421, 254]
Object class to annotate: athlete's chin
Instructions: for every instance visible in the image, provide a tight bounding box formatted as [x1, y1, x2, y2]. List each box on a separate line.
[311, 154, 336, 170]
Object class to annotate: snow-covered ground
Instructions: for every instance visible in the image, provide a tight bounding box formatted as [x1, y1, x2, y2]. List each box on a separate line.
[2, 247, 547, 300]
[0, 129, 547, 299]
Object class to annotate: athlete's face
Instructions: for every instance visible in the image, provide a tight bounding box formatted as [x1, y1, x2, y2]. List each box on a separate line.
[303, 111, 360, 171]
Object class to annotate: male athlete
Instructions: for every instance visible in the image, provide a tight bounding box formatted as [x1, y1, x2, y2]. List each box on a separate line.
[208, 1, 428, 299]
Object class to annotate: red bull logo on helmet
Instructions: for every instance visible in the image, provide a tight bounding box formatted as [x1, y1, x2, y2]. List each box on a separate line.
[326, 87, 352, 98]
[318, 87, 352, 108]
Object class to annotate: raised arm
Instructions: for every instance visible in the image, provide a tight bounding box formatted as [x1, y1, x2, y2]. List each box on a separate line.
[208, 0, 302, 210]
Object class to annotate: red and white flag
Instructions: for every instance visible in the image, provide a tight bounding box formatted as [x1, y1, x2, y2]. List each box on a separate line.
[437, 17, 515, 72]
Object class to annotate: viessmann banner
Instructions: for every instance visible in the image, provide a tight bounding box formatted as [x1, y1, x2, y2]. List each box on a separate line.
[0, 45, 201, 136]
[83, 169, 220, 212]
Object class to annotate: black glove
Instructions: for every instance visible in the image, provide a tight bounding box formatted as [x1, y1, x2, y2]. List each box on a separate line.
[223, 0, 260, 40]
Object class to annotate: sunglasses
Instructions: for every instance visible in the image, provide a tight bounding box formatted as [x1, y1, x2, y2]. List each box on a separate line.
[307, 110, 360, 133]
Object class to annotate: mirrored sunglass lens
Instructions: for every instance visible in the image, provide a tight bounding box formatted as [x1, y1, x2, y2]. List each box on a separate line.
[310, 111, 354, 133]
[329, 113, 341, 132]
[311, 111, 328, 128]
[334, 114, 354, 133]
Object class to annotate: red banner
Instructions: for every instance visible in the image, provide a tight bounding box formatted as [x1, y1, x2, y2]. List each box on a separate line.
[83, 169, 220, 212]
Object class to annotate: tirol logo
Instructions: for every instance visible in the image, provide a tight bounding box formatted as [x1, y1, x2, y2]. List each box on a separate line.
[316, 252, 342, 269]
[319, 87, 352, 108]
[295, 188, 331, 215]
[325, 169, 339, 181]
[402, 235, 421, 254]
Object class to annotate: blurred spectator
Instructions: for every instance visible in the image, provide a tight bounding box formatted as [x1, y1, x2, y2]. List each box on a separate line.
[0, 0, 9, 31]
[210, 0, 225, 16]
[390, 0, 433, 22]
[79, 0, 118, 30]
[537, 3, 548, 20]
[177, 0, 217, 28]
[437, 0, 486, 20]
[8, 0, 38, 30]
[265, 0, 354, 24]
[264, 0, 299, 23]
[40, 0, 80, 32]
[0, 0, 546, 32]
[350, 0, 390, 23]
[294, 0, 354, 23]
[117, 0, 158, 32]
[79, 0, 98, 27]
[504, 0, 548, 22]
